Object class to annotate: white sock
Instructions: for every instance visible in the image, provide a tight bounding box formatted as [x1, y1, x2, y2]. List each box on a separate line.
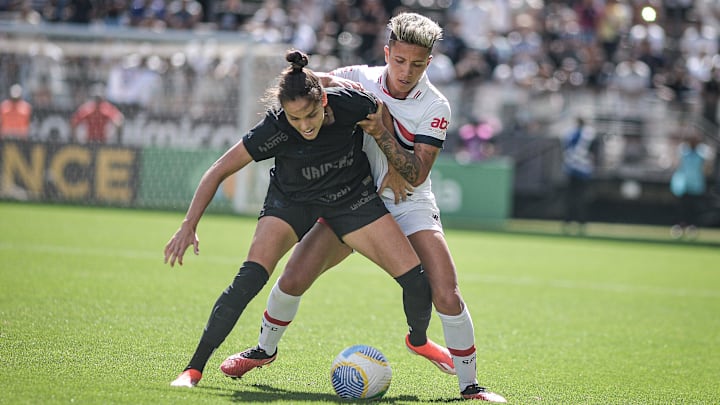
[438, 306, 478, 391]
[257, 281, 302, 355]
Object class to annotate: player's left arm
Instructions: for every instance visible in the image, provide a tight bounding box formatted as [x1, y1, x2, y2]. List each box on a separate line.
[359, 100, 444, 186]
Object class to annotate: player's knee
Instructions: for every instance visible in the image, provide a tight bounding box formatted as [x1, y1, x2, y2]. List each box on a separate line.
[277, 271, 312, 296]
[432, 289, 463, 316]
[223, 261, 270, 306]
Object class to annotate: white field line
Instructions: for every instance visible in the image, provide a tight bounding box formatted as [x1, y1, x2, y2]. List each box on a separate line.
[1, 242, 718, 299]
[0, 241, 240, 265]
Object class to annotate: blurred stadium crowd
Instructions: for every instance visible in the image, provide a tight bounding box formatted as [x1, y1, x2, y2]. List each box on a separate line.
[1, 1, 719, 160]
[1, 0, 720, 122]
[1, 0, 718, 225]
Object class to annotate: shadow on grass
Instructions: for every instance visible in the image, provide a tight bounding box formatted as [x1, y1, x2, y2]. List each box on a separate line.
[197, 383, 433, 403]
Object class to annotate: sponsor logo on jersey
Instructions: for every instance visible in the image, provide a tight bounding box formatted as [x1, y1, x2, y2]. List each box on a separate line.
[430, 117, 449, 130]
[301, 149, 355, 180]
[258, 131, 289, 153]
[321, 185, 352, 203]
[350, 190, 379, 210]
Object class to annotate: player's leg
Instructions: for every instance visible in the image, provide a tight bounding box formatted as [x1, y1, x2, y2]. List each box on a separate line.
[221, 224, 354, 379]
[410, 231, 472, 384]
[222, 207, 402, 379]
[341, 213, 433, 361]
[409, 230, 462, 315]
[278, 221, 353, 296]
[385, 201, 456, 374]
[171, 216, 297, 387]
[257, 222, 352, 358]
[342, 213, 420, 277]
[239, 185, 404, 370]
[409, 230, 505, 402]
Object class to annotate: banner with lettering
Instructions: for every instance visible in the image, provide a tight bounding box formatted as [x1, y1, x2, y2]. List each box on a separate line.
[0, 140, 139, 205]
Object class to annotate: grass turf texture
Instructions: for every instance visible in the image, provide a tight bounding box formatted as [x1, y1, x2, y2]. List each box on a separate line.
[1, 202, 718, 404]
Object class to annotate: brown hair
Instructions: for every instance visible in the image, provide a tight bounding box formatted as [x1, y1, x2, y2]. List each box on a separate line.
[265, 49, 323, 109]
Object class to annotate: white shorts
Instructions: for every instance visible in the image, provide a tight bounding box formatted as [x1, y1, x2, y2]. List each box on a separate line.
[383, 196, 444, 237]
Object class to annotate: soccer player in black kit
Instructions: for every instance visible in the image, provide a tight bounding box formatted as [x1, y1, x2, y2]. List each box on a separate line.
[164, 49, 433, 388]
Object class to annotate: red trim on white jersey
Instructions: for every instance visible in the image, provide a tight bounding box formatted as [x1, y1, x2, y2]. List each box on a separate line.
[378, 73, 424, 100]
[329, 64, 450, 202]
[395, 119, 415, 143]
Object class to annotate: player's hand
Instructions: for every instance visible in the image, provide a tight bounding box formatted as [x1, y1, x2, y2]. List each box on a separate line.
[358, 101, 385, 139]
[164, 223, 199, 267]
[380, 164, 413, 204]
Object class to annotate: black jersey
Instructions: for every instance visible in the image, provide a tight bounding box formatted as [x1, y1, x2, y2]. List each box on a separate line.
[242, 87, 378, 205]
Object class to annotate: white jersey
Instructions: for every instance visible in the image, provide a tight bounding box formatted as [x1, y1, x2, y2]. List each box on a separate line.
[330, 65, 451, 206]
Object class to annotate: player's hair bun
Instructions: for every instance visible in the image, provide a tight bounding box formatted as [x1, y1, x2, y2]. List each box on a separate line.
[286, 50, 309, 72]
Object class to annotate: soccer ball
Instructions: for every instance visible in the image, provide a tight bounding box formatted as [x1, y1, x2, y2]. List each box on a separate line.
[330, 345, 392, 400]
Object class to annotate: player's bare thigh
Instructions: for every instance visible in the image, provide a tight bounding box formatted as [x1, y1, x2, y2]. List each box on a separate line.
[279, 221, 352, 296]
[246, 216, 299, 276]
[408, 229, 463, 315]
[342, 213, 420, 278]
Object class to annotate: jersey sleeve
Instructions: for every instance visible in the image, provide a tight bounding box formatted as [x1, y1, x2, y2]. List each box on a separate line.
[241, 111, 286, 162]
[350, 88, 378, 117]
[327, 87, 377, 125]
[329, 65, 366, 83]
[414, 99, 451, 148]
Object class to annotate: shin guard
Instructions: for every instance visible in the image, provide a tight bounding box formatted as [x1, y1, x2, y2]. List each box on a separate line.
[395, 264, 432, 346]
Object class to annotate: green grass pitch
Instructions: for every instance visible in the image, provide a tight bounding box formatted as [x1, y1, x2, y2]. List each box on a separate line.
[1, 202, 719, 404]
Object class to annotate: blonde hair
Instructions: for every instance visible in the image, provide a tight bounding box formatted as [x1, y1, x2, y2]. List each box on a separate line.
[387, 12, 443, 50]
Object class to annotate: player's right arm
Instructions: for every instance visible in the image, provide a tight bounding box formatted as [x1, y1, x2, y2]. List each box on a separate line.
[360, 101, 439, 187]
[164, 139, 253, 267]
[317, 66, 365, 90]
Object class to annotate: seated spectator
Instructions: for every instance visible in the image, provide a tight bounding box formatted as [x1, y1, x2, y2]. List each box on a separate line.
[16, 0, 43, 25]
[68, 0, 94, 24]
[612, 53, 652, 115]
[129, 0, 167, 28]
[166, 0, 203, 29]
[246, 0, 287, 43]
[215, 0, 248, 31]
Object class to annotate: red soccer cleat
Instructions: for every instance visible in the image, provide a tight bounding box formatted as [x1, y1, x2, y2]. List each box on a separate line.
[220, 346, 277, 378]
[405, 334, 456, 375]
[170, 369, 202, 388]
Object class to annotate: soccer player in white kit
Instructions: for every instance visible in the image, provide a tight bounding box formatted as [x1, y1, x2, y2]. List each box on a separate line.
[221, 13, 506, 402]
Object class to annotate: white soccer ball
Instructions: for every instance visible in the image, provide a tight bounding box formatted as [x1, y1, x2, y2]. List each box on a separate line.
[330, 344, 392, 400]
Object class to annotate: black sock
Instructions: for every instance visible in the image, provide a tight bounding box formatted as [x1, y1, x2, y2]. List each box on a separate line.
[185, 340, 215, 373]
[185, 261, 269, 372]
[394, 264, 431, 347]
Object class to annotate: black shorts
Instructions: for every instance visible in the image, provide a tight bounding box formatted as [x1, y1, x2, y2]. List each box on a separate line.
[260, 175, 388, 241]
